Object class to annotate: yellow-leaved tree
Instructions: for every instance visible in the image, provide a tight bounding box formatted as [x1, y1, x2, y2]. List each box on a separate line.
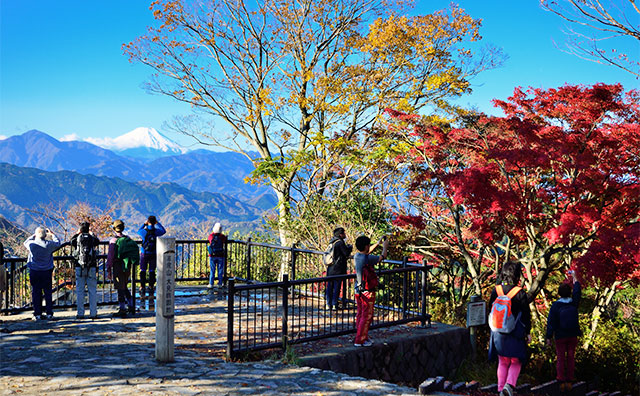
[124, 0, 502, 265]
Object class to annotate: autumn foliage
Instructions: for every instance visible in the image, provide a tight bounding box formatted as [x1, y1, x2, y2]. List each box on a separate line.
[388, 83, 640, 296]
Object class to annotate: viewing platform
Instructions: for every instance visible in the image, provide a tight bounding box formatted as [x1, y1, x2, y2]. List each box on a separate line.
[0, 285, 450, 395]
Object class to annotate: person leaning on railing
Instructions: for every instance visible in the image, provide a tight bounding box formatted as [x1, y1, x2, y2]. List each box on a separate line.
[23, 227, 61, 321]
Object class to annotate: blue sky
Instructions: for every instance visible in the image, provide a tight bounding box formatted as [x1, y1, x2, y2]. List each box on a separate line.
[1, 1, 637, 146]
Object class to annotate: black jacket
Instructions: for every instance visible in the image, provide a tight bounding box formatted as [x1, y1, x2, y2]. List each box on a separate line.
[326, 236, 353, 276]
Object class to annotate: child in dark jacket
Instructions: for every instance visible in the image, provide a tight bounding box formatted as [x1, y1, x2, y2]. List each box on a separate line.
[546, 271, 582, 390]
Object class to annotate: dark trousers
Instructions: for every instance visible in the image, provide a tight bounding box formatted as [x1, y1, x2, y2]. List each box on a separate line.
[113, 266, 132, 310]
[30, 269, 53, 316]
[325, 279, 341, 308]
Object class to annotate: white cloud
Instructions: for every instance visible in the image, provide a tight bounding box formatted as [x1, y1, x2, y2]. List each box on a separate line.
[85, 136, 116, 149]
[0, 135, 7, 140]
[60, 133, 81, 142]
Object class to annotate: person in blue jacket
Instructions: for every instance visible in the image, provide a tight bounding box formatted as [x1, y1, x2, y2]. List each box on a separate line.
[488, 261, 531, 396]
[546, 271, 582, 391]
[137, 216, 166, 298]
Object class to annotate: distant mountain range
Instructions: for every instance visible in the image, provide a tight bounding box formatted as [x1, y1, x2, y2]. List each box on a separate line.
[0, 130, 275, 203]
[0, 163, 265, 231]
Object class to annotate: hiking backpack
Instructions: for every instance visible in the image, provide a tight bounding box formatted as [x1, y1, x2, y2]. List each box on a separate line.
[556, 302, 579, 332]
[74, 233, 96, 268]
[362, 264, 379, 291]
[208, 233, 224, 256]
[488, 285, 522, 333]
[323, 241, 337, 266]
[142, 227, 157, 253]
[115, 236, 140, 271]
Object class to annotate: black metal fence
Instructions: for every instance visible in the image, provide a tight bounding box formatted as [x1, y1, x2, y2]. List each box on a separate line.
[226, 259, 433, 359]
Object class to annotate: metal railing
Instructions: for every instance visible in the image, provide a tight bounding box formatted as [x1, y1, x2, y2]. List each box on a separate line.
[226, 258, 433, 359]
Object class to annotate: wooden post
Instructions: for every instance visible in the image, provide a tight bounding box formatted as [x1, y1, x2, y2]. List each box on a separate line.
[155, 237, 175, 362]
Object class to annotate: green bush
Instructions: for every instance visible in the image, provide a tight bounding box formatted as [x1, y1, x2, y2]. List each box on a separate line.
[576, 319, 640, 394]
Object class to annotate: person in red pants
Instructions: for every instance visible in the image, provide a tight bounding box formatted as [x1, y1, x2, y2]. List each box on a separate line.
[353, 235, 388, 347]
[546, 270, 582, 392]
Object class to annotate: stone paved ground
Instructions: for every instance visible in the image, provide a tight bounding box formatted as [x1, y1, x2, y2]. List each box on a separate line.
[0, 286, 419, 395]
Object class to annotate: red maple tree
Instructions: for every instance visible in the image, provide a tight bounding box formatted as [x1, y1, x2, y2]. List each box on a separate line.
[388, 84, 640, 305]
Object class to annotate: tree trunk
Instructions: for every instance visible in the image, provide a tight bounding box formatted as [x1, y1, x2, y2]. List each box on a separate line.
[583, 281, 620, 350]
[273, 185, 293, 280]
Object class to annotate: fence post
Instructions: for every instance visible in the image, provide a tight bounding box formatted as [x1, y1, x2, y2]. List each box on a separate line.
[226, 278, 235, 360]
[131, 259, 137, 312]
[282, 273, 289, 352]
[10, 261, 15, 312]
[290, 245, 296, 281]
[402, 257, 408, 320]
[246, 237, 252, 282]
[156, 237, 175, 362]
[420, 259, 429, 327]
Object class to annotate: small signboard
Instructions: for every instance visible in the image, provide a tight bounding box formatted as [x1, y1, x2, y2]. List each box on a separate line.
[466, 300, 486, 327]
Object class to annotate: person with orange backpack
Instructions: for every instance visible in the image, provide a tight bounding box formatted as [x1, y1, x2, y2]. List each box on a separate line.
[488, 261, 531, 396]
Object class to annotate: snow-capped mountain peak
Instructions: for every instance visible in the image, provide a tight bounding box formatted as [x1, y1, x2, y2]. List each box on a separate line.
[113, 127, 183, 152]
[85, 127, 186, 158]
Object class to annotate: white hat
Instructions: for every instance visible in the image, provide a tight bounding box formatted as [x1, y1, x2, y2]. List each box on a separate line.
[212, 223, 222, 234]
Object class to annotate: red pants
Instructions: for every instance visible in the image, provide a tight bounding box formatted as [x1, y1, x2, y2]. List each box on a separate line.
[355, 291, 375, 344]
[555, 337, 578, 381]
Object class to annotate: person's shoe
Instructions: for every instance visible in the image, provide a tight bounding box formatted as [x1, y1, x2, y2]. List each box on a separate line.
[128, 306, 136, 315]
[112, 309, 127, 318]
[45, 314, 54, 320]
[354, 342, 363, 347]
[89, 315, 98, 320]
[362, 339, 373, 346]
[76, 314, 85, 319]
[503, 383, 515, 396]
[207, 283, 214, 289]
[326, 304, 333, 310]
[32, 315, 42, 321]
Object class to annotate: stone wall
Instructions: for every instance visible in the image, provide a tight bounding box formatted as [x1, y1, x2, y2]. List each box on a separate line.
[298, 323, 471, 388]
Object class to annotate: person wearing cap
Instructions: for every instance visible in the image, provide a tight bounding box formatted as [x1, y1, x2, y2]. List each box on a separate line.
[23, 226, 61, 320]
[137, 215, 166, 298]
[207, 223, 227, 288]
[70, 222, 101, 319]
[106, 219, 135, 317]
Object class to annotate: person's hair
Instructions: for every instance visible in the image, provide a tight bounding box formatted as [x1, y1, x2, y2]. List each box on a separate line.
[212, 222, 222, 234]
[333, 227, 345, 238]
[355, 235, 370, 252]
[147, 215, 157, 225]
[35, 227, 47, 239]
[499, 261, 522, 285]
[80, 222, 90, 233]
[558, 283, 572, 298]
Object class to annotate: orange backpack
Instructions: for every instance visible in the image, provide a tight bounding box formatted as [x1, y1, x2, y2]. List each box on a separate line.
[488, 285, 522, 333]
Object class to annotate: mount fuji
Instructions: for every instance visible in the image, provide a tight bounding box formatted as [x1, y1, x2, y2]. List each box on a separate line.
[84, 127, 186, 159]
